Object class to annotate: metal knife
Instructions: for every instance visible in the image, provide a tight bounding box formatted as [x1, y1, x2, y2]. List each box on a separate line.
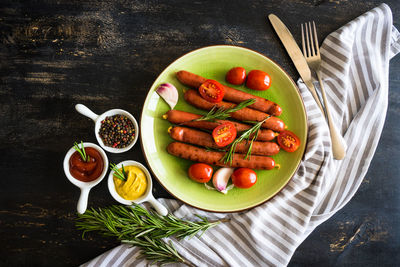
[268, 14, 324, 114]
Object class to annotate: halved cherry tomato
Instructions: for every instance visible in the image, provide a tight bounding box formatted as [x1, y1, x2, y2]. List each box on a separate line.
[188, 163, 213, 183]
[246, 70, 271, 91]
[277, 130, 301, 152]
[231, 168, 257, 188]
[226, 67, 246, 85]
[212, 122, 237, 147]
[199, 79, 225, 103]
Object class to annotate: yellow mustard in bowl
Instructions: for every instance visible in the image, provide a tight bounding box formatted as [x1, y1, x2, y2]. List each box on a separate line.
[113, 165, 147, 200]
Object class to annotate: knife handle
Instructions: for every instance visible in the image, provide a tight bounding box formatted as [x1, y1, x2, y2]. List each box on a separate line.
[316, 72, 347, 160]
[303, 79, 325, 116]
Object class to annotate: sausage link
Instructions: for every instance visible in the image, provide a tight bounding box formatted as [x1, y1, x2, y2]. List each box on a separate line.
[184, 89, 285, 132]
[165, 110, 220, 129]
[167, 142, 276, 170]
[169, 126, 280, 156]
[165, 110, 276, 141]
[169, 126, 214, 148]
[177, 70, 282, 116]
[176, 70, 205, 88]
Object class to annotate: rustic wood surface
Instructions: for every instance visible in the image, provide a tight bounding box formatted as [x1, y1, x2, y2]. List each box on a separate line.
[1, 0, 399, 266]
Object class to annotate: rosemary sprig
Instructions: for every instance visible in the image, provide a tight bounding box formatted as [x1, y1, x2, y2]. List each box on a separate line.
[76, 205, 226, 266]
[121, 164, 127, 179]
[194, 98, 256, 122]
[110, 163, 127, 181]
[123, 236, 185, 265]
[73, 141, 90, 162]
[222, 117, 269, 164]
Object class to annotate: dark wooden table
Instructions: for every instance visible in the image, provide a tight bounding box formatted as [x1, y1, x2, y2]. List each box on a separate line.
[1, 1, 399, 266]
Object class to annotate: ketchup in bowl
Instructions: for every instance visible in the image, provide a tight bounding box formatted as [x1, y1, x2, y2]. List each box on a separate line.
[69, 147, 104, 182]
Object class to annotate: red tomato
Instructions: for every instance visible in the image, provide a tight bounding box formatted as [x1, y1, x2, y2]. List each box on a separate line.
[199, 79, 225, 103]
[232, 168, 257, 188]
[277, 130, 301, 152]
[212, 122, 237, 147]
[226, 67, 246, 85]
[188, 163, 213, 183]
[246, 70, 271, 91]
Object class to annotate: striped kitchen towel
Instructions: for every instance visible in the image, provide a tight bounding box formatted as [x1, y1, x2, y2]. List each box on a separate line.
[84, 3, 400, 266]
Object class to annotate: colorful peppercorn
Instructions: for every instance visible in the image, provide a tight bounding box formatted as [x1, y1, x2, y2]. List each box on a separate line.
[99, 114, 135, 148]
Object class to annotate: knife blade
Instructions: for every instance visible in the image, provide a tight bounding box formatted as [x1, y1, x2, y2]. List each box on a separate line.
[268, 14, 324, 114]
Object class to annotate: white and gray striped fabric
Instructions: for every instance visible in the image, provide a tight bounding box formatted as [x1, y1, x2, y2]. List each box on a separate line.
[84, 4, 400, 266]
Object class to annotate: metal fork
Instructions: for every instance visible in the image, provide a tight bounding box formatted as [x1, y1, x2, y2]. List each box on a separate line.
[301, 22, 347, 160]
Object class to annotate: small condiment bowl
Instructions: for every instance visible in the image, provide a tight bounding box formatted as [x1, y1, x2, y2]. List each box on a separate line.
[75, 104, 139, 153]
[63, 142, 109, 214]
[107, 160, 168, 216]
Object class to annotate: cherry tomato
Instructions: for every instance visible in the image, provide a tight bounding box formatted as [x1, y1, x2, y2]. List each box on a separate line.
[277, 130, 301, 152]
[246, 70, 271, 91]
[188, 163, 213, 183]
[226, 67, 246, 85]
[199, 79, 225, 103]
[231, 168, 257, 189]
[212, 122, 237, 147]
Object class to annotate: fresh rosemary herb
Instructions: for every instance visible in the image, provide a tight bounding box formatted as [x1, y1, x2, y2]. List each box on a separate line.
[222, 117, 269, 164]
[76, 205, 226, 266]
[123, 236, 185, 265]
[73, 141, 90, 162]
[121, 164, 127, 178]
[194, 98, 256, 122]
[110, 163, 127, 181]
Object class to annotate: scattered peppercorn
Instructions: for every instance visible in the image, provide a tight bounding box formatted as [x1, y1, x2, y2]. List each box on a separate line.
[99, 115, 135, 148]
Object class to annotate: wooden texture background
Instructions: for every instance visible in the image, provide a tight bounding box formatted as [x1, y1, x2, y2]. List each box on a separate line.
[1, 0, 399, 266]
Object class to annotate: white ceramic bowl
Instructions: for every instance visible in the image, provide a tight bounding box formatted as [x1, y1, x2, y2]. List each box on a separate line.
[75, 104, 139, 153]
[63, 142, 109, 214]
[108, 160, 168, 216]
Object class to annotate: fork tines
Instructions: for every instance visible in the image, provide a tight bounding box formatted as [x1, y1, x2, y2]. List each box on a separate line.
[301, 21, 319, 57]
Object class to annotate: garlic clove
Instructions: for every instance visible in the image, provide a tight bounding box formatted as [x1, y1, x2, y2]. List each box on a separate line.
[156, 83, 179, 110]
[212, 167, 235, 194]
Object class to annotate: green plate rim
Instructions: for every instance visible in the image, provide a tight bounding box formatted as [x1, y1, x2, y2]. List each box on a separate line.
[140, 45, 308, 213]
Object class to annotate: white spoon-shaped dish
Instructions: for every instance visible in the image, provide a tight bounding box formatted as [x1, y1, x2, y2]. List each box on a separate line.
[63, 142, 109, 214]
[75, 104, 139, 153]
[108, 160, 168, 216]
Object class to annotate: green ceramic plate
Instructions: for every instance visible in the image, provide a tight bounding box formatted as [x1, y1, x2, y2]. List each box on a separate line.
[140, 45, 307, 212]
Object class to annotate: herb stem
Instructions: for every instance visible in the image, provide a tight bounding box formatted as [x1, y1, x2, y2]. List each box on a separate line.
[194, 98, 256, 122]
[73, 141, 90, 162]
[110, 163, 127, 181]
[221, 117, 269, 164]
[76, 205, 224, 265]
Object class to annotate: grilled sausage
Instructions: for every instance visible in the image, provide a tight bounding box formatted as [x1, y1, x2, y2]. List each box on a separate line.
[184, 89, 285, 132]
[176, 70, 282, 116]
[164, 110, 277, 141]
[167, 142, 276, 170]
[169, 126, 280, 156]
